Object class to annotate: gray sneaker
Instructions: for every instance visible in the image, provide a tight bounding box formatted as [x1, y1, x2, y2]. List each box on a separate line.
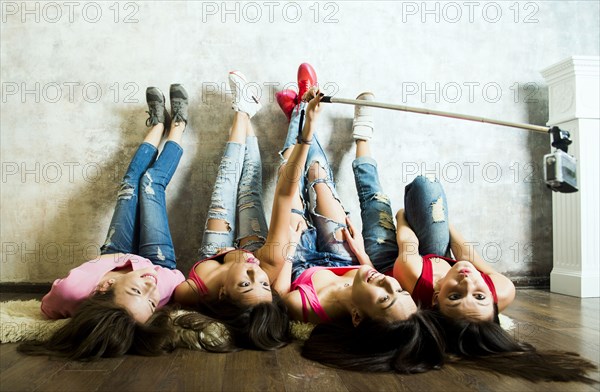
[145, 87, 170, 128]
[170, 84, 189, 125]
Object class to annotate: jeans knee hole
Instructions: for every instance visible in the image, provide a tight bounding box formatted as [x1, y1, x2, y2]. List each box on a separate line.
[431, 197, 445, 222]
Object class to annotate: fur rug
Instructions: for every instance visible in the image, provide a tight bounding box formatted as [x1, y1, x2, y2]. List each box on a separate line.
[0, 299, 315, 346]
[1, 299, 513, 346]
[0, 300, 69, 343]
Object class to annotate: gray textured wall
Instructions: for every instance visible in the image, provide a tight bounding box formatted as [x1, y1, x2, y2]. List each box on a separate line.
[1, 1, 599, 285]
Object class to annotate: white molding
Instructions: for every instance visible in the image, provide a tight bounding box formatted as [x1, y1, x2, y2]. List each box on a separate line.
[550, 269, 600, 298]
[542, 56, 600, 298]
[541, 56, 600, 82]
[542, 56, 600, 124]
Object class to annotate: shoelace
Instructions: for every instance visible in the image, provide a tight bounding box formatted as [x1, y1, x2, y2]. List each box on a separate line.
[145, 104, 161, 127]
[295, 80, 312, 116]
[298, 80, 311, 100]
[171, 101, 186, 124]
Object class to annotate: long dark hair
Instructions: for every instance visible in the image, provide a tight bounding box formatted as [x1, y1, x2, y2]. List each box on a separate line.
[433, 309, 597, 384]
[194, 291, 290, 351]
[302, 309, 445, 373]
[18, 290, 173, 361]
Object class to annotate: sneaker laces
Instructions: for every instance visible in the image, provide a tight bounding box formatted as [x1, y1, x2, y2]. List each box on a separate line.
[145, 102, 162, 127]
[298, 80, 311, 100]
[171, 101, 186, 124]
[296, 80, 314, 115]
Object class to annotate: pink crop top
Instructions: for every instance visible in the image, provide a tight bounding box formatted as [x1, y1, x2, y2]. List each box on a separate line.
[290, 266, 360, 323]
[41, 253, 185, 319]
[411, 254, 498, 308]
[187, 249, 256, 296]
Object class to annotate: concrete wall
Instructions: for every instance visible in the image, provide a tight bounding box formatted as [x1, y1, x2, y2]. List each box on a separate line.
[1, 1, 599, 285]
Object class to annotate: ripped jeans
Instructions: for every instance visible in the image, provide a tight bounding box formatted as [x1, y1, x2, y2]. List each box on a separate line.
[282, 103, 358, 281]
[100, 141, 183, 269]
[352, 157, 451, 273]
[199, 136, 268, 259]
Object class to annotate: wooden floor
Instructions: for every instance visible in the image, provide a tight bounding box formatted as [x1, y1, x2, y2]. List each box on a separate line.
[1, 289, 598, 392]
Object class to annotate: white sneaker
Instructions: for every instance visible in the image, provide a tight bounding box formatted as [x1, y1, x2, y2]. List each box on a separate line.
[228, 71, 262, 118]
[352, 92, 375, 141]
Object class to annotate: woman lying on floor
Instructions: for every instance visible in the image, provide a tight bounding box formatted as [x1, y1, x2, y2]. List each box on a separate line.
[18, 85, 191, 360]
[319, 94, 596, 383]
[172, 71, 295, 351]
[271, 64, 445, 374]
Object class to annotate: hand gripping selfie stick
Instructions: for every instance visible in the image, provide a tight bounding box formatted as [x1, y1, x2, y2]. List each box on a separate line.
[320, 96, 578, 193]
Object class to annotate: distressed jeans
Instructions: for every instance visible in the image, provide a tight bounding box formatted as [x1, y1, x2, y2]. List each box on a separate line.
[353, 157, 451, 273]
[281, 103, 358, 281]
[404, 175, 451, 257]
[100, 141, 183, 269]
[199, 136, 268, 259]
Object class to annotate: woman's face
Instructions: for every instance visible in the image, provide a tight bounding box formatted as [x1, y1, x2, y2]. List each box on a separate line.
[351, 265, 417, 324]
[223, 258, 272, 305]
[110, 267, 161, 323]
[435, 260, 494, 321]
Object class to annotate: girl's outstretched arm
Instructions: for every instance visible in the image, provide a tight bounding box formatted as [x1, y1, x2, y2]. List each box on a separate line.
[271, 222, 303, 295]
[255, 91, 324, 282]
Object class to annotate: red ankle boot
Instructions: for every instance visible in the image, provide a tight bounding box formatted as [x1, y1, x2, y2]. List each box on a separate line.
[276, 89, 298, 122]
[297, 63, 318, 102]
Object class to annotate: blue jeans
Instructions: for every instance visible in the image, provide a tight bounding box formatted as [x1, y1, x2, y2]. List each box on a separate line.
[281, 103, 357, 281]
[101, 141, 183, 269]
[352, 157, 399, 273]
[404, 175, 451, 257]
[352, 158, 451, 273]
[199, 136, 268, 259]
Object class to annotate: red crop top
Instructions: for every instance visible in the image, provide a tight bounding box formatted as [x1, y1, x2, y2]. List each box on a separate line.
[290, 266, 360, 323]
[411, 254, 498, 308]
[187, 249, 256, 296]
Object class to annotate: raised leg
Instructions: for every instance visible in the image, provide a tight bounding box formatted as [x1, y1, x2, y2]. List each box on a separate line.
[199, 112, 247, 259]
[100, 124, 163, 255]
[404, 176, 451, 257]
[236, 121, 268, 252]
[352, 139, 398, 273]
[137, 121, 184, 268]
[304, 134, 354, 261]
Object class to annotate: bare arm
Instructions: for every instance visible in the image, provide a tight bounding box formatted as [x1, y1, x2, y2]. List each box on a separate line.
[256, 92, 324, 282]
[394, 209, 421, 265]
[173, 280, 198, 306]
[393, 209, 423, 290]
[271, 223, 303, 295]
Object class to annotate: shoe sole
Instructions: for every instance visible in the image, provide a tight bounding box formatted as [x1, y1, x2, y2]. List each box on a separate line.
[229, 71, 259, 104]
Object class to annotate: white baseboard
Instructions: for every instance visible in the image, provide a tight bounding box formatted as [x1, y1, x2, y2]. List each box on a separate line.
[550, 269, 600, 297]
